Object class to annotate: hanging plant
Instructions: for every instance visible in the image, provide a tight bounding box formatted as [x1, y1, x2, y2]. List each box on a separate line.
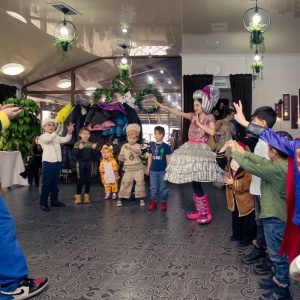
[111, 74, 132, 95]
[53, 36, 77, 63]
[134, 87, 162, 114]
[0, 96, 41, 162]
[251, 61, 264, 79]
[91, 88, 111, 104]
[117, 64, 130, 76]
[247, 22, 266, 57]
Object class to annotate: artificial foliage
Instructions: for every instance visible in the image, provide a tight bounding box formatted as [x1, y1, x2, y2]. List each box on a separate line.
[117, 64, 130, 76]
[0, 96, 41, 162]
[134, 87, 162, 114]
[53, 36, 77, 62]
[139, 141, 150, 166]
[247, 22, 266, 57]
[251, 61, 264, 79]
[91, 87, 111, 104]
[111, 74, 132, 95]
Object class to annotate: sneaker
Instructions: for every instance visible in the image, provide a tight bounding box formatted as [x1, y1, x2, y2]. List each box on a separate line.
[148, 200, 157, 211]
[74, 194, 82, 204]
[140, 200, 145, 207]
[0, 277, 48, 299]
[161, 202, 167, 211]
[259, 275, 276, 290]
[116, 200, 122, 207]
[19, 172, 27, 179]
[40, 205, 50, 211]
[242, 246, 266, 264]
[112, 193, 118, 200]
[50, 201, 65, 207]
[104, 193, 110, 200]
[83, 194, 90, 203]
[254, 258, 273, 275]
[259, 286, 291, 300]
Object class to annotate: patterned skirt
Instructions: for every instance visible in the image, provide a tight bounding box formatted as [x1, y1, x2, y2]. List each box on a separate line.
[164, 141, 224, 184]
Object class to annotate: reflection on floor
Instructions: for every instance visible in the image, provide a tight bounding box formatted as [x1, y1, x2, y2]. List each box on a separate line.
[4, 182, 300, 300]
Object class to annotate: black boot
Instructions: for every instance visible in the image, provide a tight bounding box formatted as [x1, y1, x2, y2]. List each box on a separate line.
[259, 286, 291, 300]
[242, 245, 266, 264]
[19, 171, 28, 179]
[254, 257, 273, 275]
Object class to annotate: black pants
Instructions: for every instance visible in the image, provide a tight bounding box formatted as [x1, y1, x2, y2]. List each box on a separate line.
[76, 160, 92, 194]
[192, 181, 204, 197]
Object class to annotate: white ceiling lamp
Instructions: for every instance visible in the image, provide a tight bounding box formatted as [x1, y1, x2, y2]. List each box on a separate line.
[2, 63, 25, 75]
[6, 11, 27, 23]
[57, 79, 71, 88]
[254, 48, 260, 61]
[116, 44, 133, 70]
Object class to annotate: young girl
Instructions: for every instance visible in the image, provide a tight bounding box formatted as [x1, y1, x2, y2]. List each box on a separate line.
[154, 85, 224, 224]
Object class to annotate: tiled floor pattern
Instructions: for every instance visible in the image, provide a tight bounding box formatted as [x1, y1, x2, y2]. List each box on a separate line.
[4, 181, 300, 300]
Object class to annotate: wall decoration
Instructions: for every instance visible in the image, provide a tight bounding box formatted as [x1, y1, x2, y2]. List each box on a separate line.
[91, 87, 111, 104]
[134, 87, 162, 114]
[291, 95, 298, 129]
[283, 93, 290, 121]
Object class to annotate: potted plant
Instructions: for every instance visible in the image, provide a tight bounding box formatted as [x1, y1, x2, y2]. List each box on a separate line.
[53, 35, 77, 62]
[117, 63, 130, 76]
[251, 61, 264, 79]
[247, 22, 266, 57]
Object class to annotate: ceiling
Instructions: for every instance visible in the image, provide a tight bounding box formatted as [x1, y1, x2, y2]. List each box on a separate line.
[0, 0, 300, 88]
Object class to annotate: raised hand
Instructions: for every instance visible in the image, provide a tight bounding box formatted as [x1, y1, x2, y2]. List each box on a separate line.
[233, 100, 249, 128]
[92, 143, 97, 149]
[0, 104, 22, 120]
[153, 98, 161, 109]
[67, 123, 75, 133]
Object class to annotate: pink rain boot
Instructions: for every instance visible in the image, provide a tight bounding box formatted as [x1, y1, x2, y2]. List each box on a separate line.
[196, 194, 212, 224]
[186, 193, 200, 220]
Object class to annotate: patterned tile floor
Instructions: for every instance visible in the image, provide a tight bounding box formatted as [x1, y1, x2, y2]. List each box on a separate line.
[4, 181, 300, 300]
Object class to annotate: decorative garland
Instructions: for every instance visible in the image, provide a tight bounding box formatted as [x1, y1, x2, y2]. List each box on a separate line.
[91, 87, 111, 104]
[111, 74, 132, 95]
[134, 87, 162, 114]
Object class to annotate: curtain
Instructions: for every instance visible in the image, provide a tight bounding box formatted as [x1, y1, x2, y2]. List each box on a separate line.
[0, 84, 17, 104]
[229, 74, 252, 136]
[182, 75, 213, 144]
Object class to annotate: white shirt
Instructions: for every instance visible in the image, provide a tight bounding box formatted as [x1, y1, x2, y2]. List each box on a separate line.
[249, 138, 269, 195]
[39, 132, 72, 162]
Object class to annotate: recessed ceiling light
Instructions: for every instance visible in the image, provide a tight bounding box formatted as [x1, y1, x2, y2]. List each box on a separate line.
[2, 63, 25, 75]
[57, 79, 71, 88]
[85, 87, 96, 95]
[6, 11, 27, 23]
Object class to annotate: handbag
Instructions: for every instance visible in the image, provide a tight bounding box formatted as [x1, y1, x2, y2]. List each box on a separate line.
[207, 135, 217, 151]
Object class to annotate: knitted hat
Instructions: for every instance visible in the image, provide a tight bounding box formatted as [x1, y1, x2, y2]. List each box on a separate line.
[192, 85, 220, 114]
[101, 145, 113, 158]
[42, 118, 56, 126]
[126, 123, 141, 137]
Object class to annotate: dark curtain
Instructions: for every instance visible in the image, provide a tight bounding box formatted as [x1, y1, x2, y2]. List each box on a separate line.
[0, 84, 17, 104]
[182, 75, 213, 144]
[229, 74, 252, 136]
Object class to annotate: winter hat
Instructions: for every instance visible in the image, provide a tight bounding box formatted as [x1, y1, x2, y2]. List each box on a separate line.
[192, 85, 220, 114]
[42, 118, 56, 126]
[126, 123, 141, 137]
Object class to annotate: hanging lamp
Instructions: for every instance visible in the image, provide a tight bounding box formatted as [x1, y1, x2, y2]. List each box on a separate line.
[116, 44, 133, 71]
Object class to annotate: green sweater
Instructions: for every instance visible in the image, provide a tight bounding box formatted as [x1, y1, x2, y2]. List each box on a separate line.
[232, 151, 287, 223]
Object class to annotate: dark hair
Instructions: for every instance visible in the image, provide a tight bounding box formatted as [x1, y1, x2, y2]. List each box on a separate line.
[251, 106, 276, 129]
[194, 98, 203, 104]
[79, 127, 90, 134]
[224, 108, 235, 117]
[269, 131, 293, 159]
[154, 126, 165, 136]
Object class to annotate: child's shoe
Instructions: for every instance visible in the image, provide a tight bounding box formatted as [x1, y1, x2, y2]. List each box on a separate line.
[112, 193, 118, 200]
[74, 194, 82, 204]
[148, 200, 157, 211]
[161, 202, 167, 211]
[116, 200, 122, 207]
[84, 194, 90, 203]
[105, 193, 110, 200]
[140, 199, 145, 207]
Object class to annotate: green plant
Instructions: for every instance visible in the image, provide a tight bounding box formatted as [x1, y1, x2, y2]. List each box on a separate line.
[139, 141, 150, 166]
[111, 74, 132, 95]
[251, 61, 264, 79]
[134, 87, 162, 114]
[117, 64, 130, 76]
[247, 22, 266, 56]
[53, 35, 77, 62]
[0, 96, 41, 162]
[91, 87, 111, 104]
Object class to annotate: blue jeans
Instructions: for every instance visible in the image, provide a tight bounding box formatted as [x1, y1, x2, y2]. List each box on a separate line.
[263, 217, 289, 285]
[150, 170, 168, 202]
[40, 161, 61, 206]
[254, 195, 266, 248]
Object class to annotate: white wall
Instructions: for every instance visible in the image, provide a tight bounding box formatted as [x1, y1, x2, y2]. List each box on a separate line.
[182, 54, 300, 138]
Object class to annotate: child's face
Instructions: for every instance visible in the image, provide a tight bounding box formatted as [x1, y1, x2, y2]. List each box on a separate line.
[154, 130, 164, 143]
[102, 149, 110, 159]
[127, 135, 138, 145]
[43, 122, 55, 133]
[252, 116, 266, 127]
[35, 136, 40, 144]
[79, 130, 90, 142]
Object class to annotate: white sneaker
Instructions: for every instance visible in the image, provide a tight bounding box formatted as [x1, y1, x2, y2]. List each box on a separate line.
[140, 200, 145, 207]
[116, 200, 122, 207]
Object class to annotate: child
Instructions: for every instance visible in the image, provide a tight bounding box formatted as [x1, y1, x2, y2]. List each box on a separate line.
[118, 123, 145, 207]
[39, 118, 74, 211]
[73, 127, 98, 204]
[146, 126, 172, 211]
[19, 135, 43, 186]
[154, 85, 224, 224]
[226, 133, 293, 300]
[216, 141, 256, 247]
[99, 145, 119, 200]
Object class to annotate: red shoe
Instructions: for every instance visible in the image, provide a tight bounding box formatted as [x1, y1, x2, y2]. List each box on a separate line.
[161, 202, 167, 211]
[148, 200, 157, 211]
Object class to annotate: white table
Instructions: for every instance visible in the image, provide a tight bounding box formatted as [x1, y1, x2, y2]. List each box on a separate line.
[0, 151, 29, 188]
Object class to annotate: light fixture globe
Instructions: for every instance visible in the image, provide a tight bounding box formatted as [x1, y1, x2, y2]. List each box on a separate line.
[2, 63, 25, 75]
[116, 44, 133, 70]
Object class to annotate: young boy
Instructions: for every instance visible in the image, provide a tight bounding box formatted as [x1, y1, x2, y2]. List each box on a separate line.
[39, 118, 74, 211]
[146, 126, 172, 211]
[226, 132, 293, 300]
[241, 106, 277, 270]
[118, 123, 145, 207]
[73, 127, 98, 204]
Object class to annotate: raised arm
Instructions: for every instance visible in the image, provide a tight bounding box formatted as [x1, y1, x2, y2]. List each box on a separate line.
[154, 98, 190, 120]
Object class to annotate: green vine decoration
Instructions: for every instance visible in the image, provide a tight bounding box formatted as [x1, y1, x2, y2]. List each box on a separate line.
[91, 87, 111, 104]
[53, 36, 77, 63]
[247, 22, 266, 57]
[111, 74, 132, 95]
[117, 64, 130, 76]
[134, 87, 162, 114]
